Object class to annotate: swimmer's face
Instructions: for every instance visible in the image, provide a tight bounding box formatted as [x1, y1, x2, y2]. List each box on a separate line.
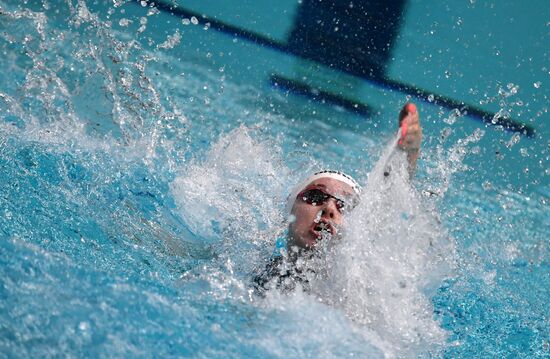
[288, 177, 355, 250]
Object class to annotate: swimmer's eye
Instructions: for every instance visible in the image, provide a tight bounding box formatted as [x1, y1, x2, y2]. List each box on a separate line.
[298, 189, 347, 211]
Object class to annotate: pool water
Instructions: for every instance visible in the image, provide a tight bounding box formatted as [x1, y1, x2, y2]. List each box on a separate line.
[0, 1, 548, 358]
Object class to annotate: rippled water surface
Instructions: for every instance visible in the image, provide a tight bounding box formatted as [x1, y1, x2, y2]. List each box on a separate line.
[0, 1, 548, 358]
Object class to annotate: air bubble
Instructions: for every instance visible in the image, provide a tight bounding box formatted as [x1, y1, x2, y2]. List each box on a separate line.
[533, 81, 541, 89]
[191, 16, 199, 25]
[182, 18, 190, 25]
[428, 94, 434, 102]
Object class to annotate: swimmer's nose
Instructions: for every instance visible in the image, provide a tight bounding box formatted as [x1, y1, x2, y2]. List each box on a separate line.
[321, 198, 340, 219]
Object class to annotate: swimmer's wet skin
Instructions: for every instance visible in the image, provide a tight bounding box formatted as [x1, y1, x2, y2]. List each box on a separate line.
[254, 103, 423, 294]
[398, 102, 422, 178]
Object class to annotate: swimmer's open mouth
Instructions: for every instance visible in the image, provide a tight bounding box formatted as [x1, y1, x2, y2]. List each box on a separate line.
[311, 220, 336, 239]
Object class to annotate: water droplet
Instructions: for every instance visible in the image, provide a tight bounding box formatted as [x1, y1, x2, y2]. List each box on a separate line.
[520, 148, 529, 157]
[147, 7, 160, 16]
[119, 18, 131, 27]
[533, 81, 542, 89]
[492, 109, 510, 124]
[440, 127, 452, 140]
[444, 108, 460, 125]
[506, 133, 521, 148]
[473, 128, 485, 140]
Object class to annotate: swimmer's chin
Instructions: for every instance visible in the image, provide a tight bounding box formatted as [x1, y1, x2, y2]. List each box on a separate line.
[305, 232, 336, 249]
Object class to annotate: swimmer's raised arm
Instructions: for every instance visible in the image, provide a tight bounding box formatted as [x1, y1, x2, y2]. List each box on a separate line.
[397, 103, 422, 178]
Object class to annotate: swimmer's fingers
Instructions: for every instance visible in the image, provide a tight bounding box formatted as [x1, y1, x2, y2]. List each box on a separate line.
[398, 103, 422, 151]
[398, 102, 417, 126]
[407, 110, 420, 126]
[402, 123, 422, 149]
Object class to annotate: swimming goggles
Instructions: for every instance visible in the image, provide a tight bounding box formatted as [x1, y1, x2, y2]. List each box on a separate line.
[296, 187, 358, 212]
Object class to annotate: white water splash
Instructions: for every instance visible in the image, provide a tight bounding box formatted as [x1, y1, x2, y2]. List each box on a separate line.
[157, 30, 181, 50]
[308, 133, 455, 357]
[170, 126, 289, 266]
[172, 127, 459, 357]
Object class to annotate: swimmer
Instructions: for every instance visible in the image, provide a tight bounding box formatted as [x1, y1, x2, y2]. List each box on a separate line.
[254, 102, 422, 293]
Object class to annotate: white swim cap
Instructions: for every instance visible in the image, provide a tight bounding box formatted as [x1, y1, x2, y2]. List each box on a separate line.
[285, 170, 361, 214]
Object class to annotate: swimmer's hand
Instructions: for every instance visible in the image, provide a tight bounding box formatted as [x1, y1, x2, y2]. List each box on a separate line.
[398, 103, 422, 177]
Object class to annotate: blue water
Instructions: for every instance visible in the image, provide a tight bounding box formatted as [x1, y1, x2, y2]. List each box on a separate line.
[0, 1, 548, 358]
